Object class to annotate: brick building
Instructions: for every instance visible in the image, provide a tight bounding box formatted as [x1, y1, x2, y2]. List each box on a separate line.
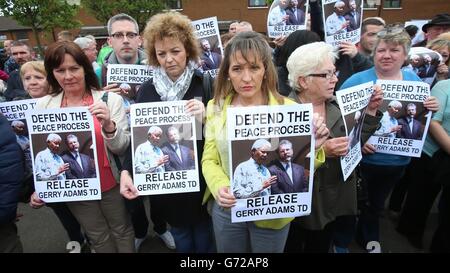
[1, 0, 449, 50]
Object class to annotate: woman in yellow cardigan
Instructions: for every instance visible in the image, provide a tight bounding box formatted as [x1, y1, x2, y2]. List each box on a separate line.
[201, 31, 328, 253]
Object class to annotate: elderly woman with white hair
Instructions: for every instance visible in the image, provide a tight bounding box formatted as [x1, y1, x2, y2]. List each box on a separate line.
[284, 41, 383, 253]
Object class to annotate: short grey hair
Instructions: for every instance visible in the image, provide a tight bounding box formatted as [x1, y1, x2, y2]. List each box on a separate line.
[11, 120, 24, 127]
[46, 133, 62, 142]
[388, 100, 402, 109]
[147, 126, 162, 135]
[73, 37, 95, 50]
[335, 1, 345, 8]
[287, 42, 337, 92]
[107, 13, 139, 36]
[278, 139, 293, 149]
[66, 134, 79, 143]
[251, 139, 271, 151]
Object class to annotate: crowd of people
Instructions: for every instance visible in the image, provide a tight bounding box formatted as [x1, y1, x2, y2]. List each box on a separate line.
[1, 2, 450, 254]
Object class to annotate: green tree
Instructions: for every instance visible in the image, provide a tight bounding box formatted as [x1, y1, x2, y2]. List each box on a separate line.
[0, 0, 81, 55]
[81, 0, 171, 33]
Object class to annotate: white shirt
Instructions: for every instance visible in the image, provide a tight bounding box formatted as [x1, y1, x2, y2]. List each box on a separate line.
[134, 141, 165, 173]
[35, 148, 66, 181]
[232, 158, 271, 198]
[326, 12, 347, 36]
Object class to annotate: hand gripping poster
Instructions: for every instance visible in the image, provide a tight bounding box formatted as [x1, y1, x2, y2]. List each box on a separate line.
[26, 107, 101, 202]
[130, 100, 200, 195]
[335, 82, 373, 180]
[366, 80, 432, 157]
[267, 0, 309, 38]
[322, 0, 363, 48]
[228, 104, 315, 223]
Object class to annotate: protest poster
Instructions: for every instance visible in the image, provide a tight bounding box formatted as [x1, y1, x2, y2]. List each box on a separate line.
[106, 63, 153, 100]
[267, 0, 309, 38]
[130, 100, 199, 195]
[0, 99, 38, 170]
[335, 82, 373, 180]
[26, 107, 101, 202]
[322, 0, 363, 48]
[406, 47, 443, 86]
[192, 16, 223, 78]
[366, 80, 432, 157]
[227, 104, 315, 223]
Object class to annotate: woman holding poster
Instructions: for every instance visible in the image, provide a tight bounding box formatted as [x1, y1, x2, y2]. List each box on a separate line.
[32, 41, 134, 253]
[119, 12, 214, 253]
[340, 26, 439, 252]
[285, 41, 382, 253]
[202, 31, 329, 253]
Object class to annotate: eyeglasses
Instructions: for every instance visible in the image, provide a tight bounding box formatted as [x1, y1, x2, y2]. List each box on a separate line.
[111, 32, 138, 40]
[308, 70, 337, 80]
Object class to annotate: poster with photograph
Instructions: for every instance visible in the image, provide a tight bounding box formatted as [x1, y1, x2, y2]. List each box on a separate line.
[406, 47, 443, 86]
[228, 104, 315, 223]
[106, 63, 153, 100]
[26, 107, 101, 203]
[366, 80, 432, 157]
[335, 82, 373, 180]
[192, 16, 223, 78]
[322, 0, 363, 47]
[130, 100, 199, 195]
[267, 0, 309, 38]
[0, 99, 38, 170]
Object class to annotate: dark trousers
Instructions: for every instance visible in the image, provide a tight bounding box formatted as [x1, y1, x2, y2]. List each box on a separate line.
[284, 217, 354, 253]
[397, 154, 442, 244]
[388, 158, 420, 212]
[124, 196, 167, 238]
[47, 202, 84, 244]
[171, 219, 215, 253]
[357, 163, 406, 246]
[431, 185, 450, 252]
[0, 222, 22, 253]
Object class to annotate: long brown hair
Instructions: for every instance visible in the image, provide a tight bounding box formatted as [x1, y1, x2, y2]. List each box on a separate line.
[44, 41, 100, 95]
[213, 31, 283, 105]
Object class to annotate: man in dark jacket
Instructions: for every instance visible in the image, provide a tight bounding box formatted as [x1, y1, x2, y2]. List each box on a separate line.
[0, 113, 24, 252]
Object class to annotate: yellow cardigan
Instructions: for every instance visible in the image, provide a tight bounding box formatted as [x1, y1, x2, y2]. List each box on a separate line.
[201, 92, 326, 229]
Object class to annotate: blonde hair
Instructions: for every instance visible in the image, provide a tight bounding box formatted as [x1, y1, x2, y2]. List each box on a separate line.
[143, 11, 199, 67]
[213, 31, 283, 105]
[20, 61, 46, 80]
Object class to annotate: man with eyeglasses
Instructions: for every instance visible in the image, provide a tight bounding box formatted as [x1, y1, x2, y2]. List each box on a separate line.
[100, 13, 147, 101]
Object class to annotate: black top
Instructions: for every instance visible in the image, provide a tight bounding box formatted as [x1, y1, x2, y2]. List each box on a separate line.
[124, 69, 211, 227]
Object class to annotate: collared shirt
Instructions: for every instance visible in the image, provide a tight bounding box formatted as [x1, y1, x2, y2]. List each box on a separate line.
[232, 158, 271, 198]
[171, 143, 183, 162]
[283, 161, 293, 183]
[134, 140, 165, 173]
[35, 148, 66, 181]
[71, 151, 84, 171]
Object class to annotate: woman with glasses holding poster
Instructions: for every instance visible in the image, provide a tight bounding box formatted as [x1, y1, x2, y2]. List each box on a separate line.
[31, 41, 134, 253]
[284, 41, 383, 253]
[119, 12, 215, 253]
[201, 31, 329, 253]
[340, 26, 439, 252]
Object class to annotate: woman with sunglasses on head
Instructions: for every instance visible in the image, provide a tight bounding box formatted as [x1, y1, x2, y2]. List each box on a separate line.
[340, 26, 439, 252]
[284, 42, 383, 253]
[202, 31, 330, 253]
